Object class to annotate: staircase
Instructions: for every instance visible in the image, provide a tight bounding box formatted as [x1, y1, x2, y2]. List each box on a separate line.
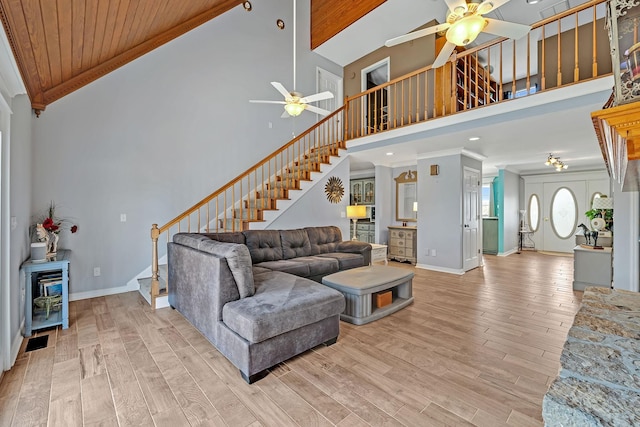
[143, 109, 346, 308]
[140, 0, 612, 309]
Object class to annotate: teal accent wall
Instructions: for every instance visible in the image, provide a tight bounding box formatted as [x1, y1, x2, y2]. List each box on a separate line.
[494, 173, 504, 253]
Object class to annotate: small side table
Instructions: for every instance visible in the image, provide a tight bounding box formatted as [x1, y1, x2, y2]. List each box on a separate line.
[370, 243, 388, 265]
[21, 249, 70, 337]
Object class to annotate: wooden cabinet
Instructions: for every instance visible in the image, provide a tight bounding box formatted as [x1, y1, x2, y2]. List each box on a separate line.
[350, 178, 375, 205]
[21, 249, 70, 337]
[388, 226, 417, 265]
[356, 222, 375, 243]
[434, 38, 497, 116]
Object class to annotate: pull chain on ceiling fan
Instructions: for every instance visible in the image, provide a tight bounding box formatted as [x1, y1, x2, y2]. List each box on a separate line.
[385, 0, 531, 69]
[250, 0, 334, 117]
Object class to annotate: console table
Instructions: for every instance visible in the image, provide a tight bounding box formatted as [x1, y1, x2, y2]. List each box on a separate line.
[572, 245, 612, 291]
[21, 249, 70, 336]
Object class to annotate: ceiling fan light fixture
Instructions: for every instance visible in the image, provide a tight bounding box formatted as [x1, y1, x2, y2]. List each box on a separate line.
[477, 1, 494, 14]
[446, 15, 487, 46]
[284, 102, 306, 117]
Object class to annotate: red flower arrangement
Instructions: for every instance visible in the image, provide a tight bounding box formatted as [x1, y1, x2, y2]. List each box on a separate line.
[32, 201, 78, 239]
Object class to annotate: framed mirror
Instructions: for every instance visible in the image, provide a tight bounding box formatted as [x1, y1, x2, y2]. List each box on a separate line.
[395, 170, 417, 222]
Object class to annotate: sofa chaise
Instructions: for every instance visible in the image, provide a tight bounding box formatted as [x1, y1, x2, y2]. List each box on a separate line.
[167, 226, 371, 383]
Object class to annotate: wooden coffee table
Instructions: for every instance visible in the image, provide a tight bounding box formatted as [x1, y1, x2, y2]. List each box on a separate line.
[321, 265, 414, 325]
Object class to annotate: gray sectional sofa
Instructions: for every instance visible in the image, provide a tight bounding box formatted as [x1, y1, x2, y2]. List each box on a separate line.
[167, 226, 371, 383]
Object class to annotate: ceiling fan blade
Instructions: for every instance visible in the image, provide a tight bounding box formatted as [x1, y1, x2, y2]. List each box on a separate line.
[271, 82, 292, 100]
[305, 104, 331, 116]
[483, 18, 531, 40]
[444, 0, 468, 15]
[478, 0, 511, 14]
[300, 91, 334, 103]
[385, 23, 450, 47]
[281, 110, 290, 118]
[249, 100, 287, 104]
[432, 41, 456, 68]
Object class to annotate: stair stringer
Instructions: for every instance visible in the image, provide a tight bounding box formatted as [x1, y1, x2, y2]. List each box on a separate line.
[248, 149, 348, 230]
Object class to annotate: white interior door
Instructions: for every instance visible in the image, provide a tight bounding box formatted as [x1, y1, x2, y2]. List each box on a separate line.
[463, 168, 480, 271]
[542, 181, 586, 252]
[316, 67, 342, 112]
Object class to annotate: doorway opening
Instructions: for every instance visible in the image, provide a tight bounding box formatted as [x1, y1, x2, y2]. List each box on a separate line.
[361, 58, 390, 134]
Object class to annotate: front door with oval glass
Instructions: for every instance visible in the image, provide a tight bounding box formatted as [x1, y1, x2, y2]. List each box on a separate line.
[542, 182, 586, 253]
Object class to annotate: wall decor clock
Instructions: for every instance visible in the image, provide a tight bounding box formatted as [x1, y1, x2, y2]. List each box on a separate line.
[325, 176, 344, 203]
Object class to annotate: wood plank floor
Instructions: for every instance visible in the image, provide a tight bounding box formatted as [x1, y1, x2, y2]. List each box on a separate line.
[0, 251, 581, 426]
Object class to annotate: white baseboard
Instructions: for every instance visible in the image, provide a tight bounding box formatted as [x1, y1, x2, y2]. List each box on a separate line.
[498, 248, 518, 257]
[69, 282, 139, 302]
[10, 319, 24, 366]
[416, 263, 464, 275]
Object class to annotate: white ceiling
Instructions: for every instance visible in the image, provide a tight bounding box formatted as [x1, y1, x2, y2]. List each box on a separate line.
[312, 0, 611, 177]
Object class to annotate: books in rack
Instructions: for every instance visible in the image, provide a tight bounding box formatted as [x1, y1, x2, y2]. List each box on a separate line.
[37, 272, 63, 297]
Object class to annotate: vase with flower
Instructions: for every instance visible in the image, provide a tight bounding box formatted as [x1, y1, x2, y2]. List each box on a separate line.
[31, 201, 78, 260]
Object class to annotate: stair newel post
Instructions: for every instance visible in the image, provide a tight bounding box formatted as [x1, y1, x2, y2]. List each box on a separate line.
[151, 224, 160, 309]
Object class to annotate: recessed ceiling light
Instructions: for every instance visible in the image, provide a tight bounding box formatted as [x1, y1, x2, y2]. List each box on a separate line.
[469, 136, 480, 141]
[386, 152, 394, 156]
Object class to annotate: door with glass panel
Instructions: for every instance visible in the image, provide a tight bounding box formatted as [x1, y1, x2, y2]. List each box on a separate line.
[542, 182, 586, 253]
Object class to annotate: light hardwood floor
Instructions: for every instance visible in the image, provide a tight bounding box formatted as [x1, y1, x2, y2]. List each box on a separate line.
[0, 251, 580, 426]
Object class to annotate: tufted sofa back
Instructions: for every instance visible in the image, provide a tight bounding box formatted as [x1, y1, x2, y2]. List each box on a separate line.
[304, 226, 342, 255]
[280, 229, 312, 259]
[242, 230, 283, 263]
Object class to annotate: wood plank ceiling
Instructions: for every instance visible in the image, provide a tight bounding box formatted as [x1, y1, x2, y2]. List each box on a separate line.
[0, 0, 380, 114]
[310, 0, 385, 50]
[0, 0, 244, 114]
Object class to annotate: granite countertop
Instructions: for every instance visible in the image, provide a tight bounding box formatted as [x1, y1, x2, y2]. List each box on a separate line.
[543, 287, 640, 426]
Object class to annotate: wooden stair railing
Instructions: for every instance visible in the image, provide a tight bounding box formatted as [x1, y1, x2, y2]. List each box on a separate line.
[149, 108, 345, 308]
[344, 0, 611, 139]
[148, 0, 611, 308]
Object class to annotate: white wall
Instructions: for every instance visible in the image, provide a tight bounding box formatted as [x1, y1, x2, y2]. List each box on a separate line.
[500, 169, 520, 255]
[374, 165, 393, 245]
[417, 154, 462, 272]
[268, 157, 350, 239]
[30, 0, 342, 295]
[9, 95, 32, 355]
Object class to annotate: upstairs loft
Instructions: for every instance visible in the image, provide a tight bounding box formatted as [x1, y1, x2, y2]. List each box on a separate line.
[337, 0, 615, 176]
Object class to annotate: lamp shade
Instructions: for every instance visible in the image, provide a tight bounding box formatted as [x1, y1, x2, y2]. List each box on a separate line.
[346, 205, 367, 219]
[592, 196, 614, 209]
[446, 15, 487, 46]
[284, 102, 306, 117]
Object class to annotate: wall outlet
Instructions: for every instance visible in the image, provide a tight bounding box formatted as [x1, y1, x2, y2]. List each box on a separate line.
[120, 214, 127, 222]
[430, 249, 436, 257]
[93, 267, 101, 277]
[10, 216, 17, 230]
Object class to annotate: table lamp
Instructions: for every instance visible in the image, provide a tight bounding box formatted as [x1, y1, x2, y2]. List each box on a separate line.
[346, 205, 367, 241]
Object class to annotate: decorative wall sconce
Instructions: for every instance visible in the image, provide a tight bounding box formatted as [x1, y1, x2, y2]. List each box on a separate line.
[242, 1, 252, 11]
[276, 19, 285, 30]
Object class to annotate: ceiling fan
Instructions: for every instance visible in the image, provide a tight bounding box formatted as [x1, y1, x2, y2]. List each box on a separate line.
[385, 0, 531, 69]
[249, 0, 334, 117]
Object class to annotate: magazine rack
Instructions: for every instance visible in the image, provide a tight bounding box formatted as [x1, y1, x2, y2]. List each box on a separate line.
[21, 249, 70, 336]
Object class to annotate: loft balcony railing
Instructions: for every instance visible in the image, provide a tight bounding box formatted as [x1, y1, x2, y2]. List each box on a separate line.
[344, 0, 611, 139]
[149, 0, 610, 308]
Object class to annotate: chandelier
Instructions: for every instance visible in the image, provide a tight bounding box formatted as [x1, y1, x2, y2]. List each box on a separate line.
[545, 154, 568, 171]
